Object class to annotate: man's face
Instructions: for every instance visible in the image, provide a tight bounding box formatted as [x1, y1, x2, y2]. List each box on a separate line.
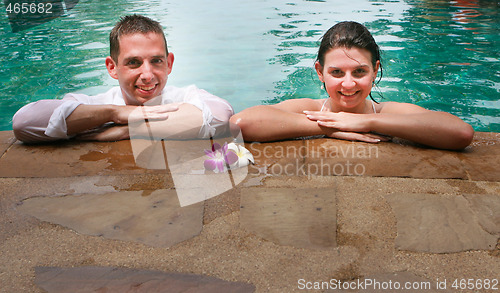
[106, 32, 173, 105]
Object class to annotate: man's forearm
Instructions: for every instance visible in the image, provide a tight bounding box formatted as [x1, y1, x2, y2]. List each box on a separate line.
[67, 103, 204, 140]
[66, 104, 118, 135]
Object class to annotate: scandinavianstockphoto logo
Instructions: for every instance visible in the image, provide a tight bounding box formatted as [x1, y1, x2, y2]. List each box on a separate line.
[247, 140, 379, 178]
[127, 102, 253, 207]
[4, 0, 79, 32]
[129, 135, 253, 208]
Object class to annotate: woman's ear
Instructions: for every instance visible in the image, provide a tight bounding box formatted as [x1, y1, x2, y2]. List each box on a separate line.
[374, 60, 380, 77]
[105, 56, 118, 80]
[315, 61, 324, 82]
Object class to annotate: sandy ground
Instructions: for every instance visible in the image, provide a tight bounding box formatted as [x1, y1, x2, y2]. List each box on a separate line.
[0, 131, 499, 292]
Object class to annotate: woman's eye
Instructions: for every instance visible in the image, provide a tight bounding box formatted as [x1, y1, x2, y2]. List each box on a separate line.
[353, 69, 367, 76]
[330, 70, 343, 77]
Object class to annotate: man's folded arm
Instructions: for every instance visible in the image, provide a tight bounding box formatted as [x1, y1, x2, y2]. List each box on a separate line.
[12, 99, 82, 143]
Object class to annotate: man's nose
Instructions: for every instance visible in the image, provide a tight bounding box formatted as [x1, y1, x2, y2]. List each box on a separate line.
[140, 62, 154, 82]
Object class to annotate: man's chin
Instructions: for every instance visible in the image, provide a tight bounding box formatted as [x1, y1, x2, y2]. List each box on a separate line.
[136, 94, 163, 106]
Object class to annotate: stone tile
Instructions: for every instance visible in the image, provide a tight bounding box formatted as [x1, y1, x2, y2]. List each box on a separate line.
[35, 266, 255, 293]
[0, 175, 175, 199]
[203, 187, 241, 225]
[463, 193, 500, 235]
[3, 132, 497, 181]
[132, 138, 219, 170]
[0, 174, 180, 242]
[0, 138, 245, 179]
[0, 131, 16, 157]
[0, 137, 248, 207]
[134, 138, 250, 207]
[18, 189, 203, 247]
[0, 140, 147, 178]
[385, 193, 498, 253]
[245, 140, 307, 176]
[458, 132, 500, 182]
[240, 187, 336, 249]
[330, 271, 453, 292]
[304, 139, 467, 179]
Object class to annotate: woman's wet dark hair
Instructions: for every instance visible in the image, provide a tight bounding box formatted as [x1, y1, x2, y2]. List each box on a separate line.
[316, 21, 383, 102]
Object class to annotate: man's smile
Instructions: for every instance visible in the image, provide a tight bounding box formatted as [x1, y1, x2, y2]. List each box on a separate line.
[136, 84, 157, 92]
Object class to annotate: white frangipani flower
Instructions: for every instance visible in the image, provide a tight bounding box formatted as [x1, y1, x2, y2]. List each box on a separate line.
[227, 142, 254, 168]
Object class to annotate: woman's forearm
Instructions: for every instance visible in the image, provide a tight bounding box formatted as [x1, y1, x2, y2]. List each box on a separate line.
[369, 112, 474, 150]
[231, 106, 324, 142]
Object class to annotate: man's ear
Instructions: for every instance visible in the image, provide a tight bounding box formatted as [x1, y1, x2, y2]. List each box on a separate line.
[314, 61, 324, 83]
[167, 52, 174, 75]
[105, 56, 118, 80]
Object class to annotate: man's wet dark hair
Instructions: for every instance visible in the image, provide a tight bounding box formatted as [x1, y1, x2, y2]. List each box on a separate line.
[109, 14, 168, 63]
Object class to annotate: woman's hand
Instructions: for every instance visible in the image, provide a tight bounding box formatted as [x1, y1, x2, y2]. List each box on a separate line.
[304, 110, 372, 132]
[304, 111, 389, 143]
[323, 130, 389, 143]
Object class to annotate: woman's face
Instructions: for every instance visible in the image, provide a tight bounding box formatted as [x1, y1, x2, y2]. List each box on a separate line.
[315, 47, 379, 113]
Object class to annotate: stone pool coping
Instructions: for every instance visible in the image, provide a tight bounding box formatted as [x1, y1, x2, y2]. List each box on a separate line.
[0, 130, 498, 292]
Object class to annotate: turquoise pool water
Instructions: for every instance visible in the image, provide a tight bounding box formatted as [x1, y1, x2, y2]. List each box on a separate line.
[0, 0, 498, 132]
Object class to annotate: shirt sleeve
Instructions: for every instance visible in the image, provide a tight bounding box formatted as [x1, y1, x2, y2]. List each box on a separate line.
[161, 85, 234, 138]
[197, 88, 234, 138]
[12, 88, 120, 143]
[12, 98, 82, 143]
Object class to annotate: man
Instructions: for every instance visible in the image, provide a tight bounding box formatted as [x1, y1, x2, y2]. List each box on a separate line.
[13, 14, 233, 143]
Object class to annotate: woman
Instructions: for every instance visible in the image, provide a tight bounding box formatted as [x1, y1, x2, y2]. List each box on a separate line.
[230, 21, 474, 150]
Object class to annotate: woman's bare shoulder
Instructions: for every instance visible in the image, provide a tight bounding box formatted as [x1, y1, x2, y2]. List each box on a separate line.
[378, 101, 429, 114]
[271, 98, 325, 113]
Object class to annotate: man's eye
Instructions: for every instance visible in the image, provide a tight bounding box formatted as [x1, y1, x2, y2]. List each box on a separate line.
[127, 60, 140, 66]
[152, 58, 163, 64]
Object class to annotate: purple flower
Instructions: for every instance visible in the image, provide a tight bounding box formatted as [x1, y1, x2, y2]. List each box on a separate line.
[203, 142, 238, 173]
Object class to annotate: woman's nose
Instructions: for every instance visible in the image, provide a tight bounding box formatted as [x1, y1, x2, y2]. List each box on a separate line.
[341, 74, 356, 88]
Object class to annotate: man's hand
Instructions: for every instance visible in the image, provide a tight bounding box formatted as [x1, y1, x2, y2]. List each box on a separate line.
[67, 103, 179, 136]
[113, 103, 180, 124]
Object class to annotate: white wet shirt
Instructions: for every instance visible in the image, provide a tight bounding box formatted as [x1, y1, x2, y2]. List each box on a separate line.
[13, 85, 233, 143]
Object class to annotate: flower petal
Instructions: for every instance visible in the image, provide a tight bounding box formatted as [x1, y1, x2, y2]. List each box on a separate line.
[221, 142, 229, 153]
[237, 156, 249, 167]
[211, 142, 221, 152]
[238, 145, 254, 164]
[227, 142, 239, 153]
[204, 159, 217, 171]
[204, 149, 216, 158]
[215, 160, 226, 173]
[225, 151, 239, 165]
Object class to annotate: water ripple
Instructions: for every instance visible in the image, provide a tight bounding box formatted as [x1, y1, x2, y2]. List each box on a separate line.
[0, 0, 498, 131]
